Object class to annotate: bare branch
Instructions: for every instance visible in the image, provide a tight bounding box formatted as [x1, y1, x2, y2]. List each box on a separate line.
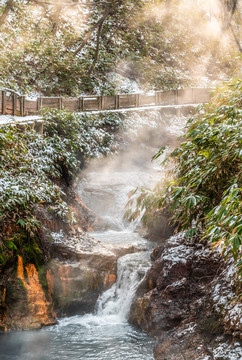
[73, 0, 120, 56]
[88, 12, 106, 73]
[104, 0, 141, 49]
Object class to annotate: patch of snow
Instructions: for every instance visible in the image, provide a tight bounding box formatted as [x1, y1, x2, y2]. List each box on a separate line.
[212, 341, 242, 360]
[0, 115, 42, 125]
[210, 260, 242, 334]
[51, 230, 65, 244]
[162, 245, 193, 264]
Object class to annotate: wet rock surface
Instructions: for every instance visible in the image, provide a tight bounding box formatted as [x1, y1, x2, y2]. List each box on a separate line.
[129, 232, 242, 360]
[45, 214, 150, 316]
[0, 186, 122, 329]
[0, 259, 57, 331]
[47, 229, 132, 316]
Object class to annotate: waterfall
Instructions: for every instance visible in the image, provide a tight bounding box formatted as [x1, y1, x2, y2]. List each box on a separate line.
[74, 111, 187, 324]
[96, 251, 151, 321]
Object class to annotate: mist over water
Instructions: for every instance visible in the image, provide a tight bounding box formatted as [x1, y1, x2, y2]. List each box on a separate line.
[78, 110, 187, 232]
[0, 110, 187, 360]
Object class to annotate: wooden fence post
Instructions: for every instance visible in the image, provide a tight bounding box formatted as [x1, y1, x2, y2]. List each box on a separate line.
[79, 97, 84, 111]
[37, 97, 43, 111]
[58, 97, 62, 110]
[115, 95, 120, 109]
[98, 96, 103, 111]
[2, 90, 6, 114]
[135, 94, 140, 107]
[20, 95, 25, 116]
[13, 93, 17, 115]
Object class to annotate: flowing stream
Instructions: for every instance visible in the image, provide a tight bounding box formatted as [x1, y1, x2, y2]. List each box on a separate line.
[0, 160, 157, 360]
[0, 111, 186, 360]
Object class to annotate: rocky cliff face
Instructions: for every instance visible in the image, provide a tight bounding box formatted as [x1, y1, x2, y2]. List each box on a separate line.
[0, 186, 147, 330]
[129, 232, 242, 360]
[0, 231, 120, 330]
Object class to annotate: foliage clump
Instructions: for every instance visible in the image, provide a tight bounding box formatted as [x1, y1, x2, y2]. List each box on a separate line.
[0, 0, 240, 95]
[126, 79, 242, 274]
[0, 110, 123, 269]
[0, 126, 67, 267]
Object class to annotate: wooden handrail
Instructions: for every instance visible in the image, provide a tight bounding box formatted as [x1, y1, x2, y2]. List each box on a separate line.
[0, 88, 213, 117]
[2, 88, 23, 96]
[1, 89, 26, 116]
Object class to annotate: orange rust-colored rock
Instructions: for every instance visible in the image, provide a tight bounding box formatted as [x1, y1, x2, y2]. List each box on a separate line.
[57, 264, 72, 300]
[0, 310, 7, 332]
[2, 287, 6, 303]
[46, 259, 117, 316]
[103, 274, 116, 289]
[17, 256, 56, 326]
[108, 274, 116, 285]
[149, 279, 153, 290]
[17, 255, 24, 280]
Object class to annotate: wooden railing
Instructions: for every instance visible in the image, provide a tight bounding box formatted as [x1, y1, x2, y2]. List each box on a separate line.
[0, 88, 212, 116]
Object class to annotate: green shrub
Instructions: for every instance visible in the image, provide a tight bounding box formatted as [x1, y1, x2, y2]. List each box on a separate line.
[126, 79, 242, 275]
[0, 109, 123, 269]
[42, 109, 122, 170]
[0, 127, 68, 230]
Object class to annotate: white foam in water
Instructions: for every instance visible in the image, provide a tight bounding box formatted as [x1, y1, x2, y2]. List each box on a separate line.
[58, 313, 124, 329]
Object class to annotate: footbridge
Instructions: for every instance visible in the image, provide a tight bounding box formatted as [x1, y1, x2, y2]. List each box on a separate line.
[0, 87, 213, 132]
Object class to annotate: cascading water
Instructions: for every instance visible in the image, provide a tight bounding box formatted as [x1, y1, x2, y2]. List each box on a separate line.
[96, 251, 152, 320]
[0, 110, 187, 360]
[47, 142, 162, 359]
